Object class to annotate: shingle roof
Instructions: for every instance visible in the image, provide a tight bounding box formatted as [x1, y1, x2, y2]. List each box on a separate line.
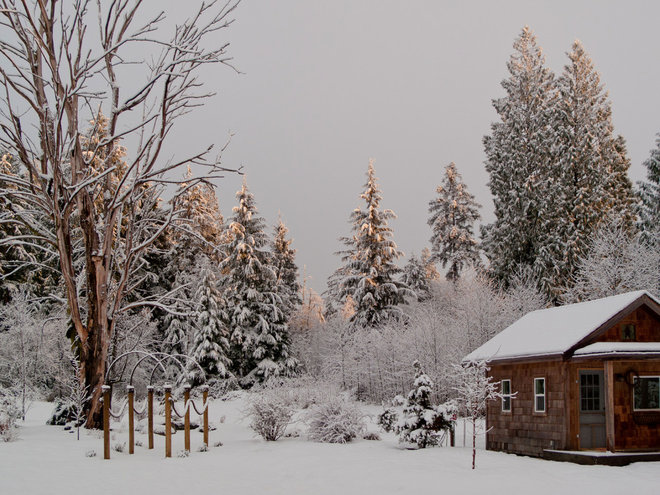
[464, 290, 660, 363]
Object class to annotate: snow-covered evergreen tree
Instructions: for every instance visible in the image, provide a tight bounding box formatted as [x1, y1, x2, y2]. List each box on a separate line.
[395, 360, 451, 448]
[400, 253, 433, 302]
[332, 160, 413, 327]
[482, 26, 558, 290]
[271, 218, 302, 320]
[428, 162, 481, 281]
[542, 40, 636, 298]
[220, 180, 296, 384]
[638, 133, 660, 243]
[190, 261, 231, 380]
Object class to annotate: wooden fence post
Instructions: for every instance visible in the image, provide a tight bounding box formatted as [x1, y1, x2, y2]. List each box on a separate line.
[102, 385, 111, 460]
[127, 385, 135, 454]
[202, 385, 209, 447]
[147, 386, 154, 450]
[184, 385, 191, 452]
[164, 384, 172, 458]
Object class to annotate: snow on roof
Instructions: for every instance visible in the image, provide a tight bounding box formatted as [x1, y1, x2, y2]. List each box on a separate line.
[464, 290, 659, 363]
[573, 342, 660, 358]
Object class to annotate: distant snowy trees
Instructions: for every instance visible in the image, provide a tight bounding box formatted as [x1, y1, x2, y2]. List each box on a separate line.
[428, 162, 481, 281]
[330, 160, 413, 327]
[638, 134, 660, 243]
[482, 27, 636, 300]
[563, 218, 660, 302]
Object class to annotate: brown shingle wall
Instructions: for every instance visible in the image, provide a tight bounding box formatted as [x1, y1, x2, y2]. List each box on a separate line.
[611, 360, 660, 451]
[487, 362, 568, 457]
[598, 306, 660, 342]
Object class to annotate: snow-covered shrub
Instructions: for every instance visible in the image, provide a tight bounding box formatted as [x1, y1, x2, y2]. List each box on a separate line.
[363, 432, 381, 441]
[306, 395, 365, 444]
[0, 388, 20, 442]
[377, 407, 398, 433]
[395, 361, 454, 449]
[85, 450, 97, 458]
[112, 442, 126, 453]
[177, 449, 190, 458]
[47, 400, 76, 426]
[197, 443, 209, 452]
[247, 391, 294, 441]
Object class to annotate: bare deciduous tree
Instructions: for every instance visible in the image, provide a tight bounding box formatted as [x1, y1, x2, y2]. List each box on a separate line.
[0, 0, 239, 426]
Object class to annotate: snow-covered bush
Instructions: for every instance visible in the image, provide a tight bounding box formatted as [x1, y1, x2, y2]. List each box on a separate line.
[377, 407, 398, 433]
[247, 392, 294, 441]
[394, 361, 455, 449]
[0, 388, 20, 441]
[306, 395, 365, 444]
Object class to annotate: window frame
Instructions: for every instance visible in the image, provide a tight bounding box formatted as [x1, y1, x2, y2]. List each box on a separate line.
[534, 377, 546, 413]
[501, 379, 512, 413]
[633, 376, 660, 412]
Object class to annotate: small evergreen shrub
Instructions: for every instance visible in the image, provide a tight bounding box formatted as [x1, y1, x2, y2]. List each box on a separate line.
[363, 432, 381, 441]
[395, 361, 456, 449]
[306, 396, 365, 444]
[377, 407, 398, 433]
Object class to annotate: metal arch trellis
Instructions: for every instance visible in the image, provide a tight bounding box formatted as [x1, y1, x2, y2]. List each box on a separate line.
[101, 350, 211, 460]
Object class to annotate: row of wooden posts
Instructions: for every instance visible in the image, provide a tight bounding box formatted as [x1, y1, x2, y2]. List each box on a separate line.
[102, 384, 209, 460]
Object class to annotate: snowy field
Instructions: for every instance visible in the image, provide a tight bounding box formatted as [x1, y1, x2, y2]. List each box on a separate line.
[1, 396, 659, 495]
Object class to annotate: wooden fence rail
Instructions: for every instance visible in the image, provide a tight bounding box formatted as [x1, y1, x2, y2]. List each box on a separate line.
[102, 384, 210, 460]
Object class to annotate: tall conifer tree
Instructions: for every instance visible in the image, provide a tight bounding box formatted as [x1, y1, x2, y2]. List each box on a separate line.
[333, 160, 412, 327]
[271, 218, 302, 320]
[482, 26, 557, 288]
[541, 40, 636, 297]
[220, 180, 295, 383]
[428, 162, 481, 281]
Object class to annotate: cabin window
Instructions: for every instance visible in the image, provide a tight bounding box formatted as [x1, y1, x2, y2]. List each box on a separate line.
[501, 379, 512, 412]
[534, 378, 546, 413]
[580, 372, 602, 411]
[634, 376, 660, 411]
[621, 324, 636, 341]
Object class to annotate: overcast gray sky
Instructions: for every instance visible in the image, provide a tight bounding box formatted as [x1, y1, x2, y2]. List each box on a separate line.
[162, 0, 660, 293]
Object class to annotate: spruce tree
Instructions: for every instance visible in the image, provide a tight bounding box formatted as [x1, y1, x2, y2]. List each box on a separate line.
[220, 180, 295, 384]
[542, 40, 636, 297]
[400, 253, 432, 302]
[428, 162, 481, 281]
[394, 361, 449, 448]
[482, 26, 558, 289]
[333, 160, 412, 327]
[638, 133, 660, 243]
[271, 218, 302, 320]
[190, 260, 231, 379]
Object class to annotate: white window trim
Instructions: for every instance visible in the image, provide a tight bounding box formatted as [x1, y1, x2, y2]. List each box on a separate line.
[633, 375, 660, 412]
[534, 377, 546, 413]
[501, 379, 512, 412]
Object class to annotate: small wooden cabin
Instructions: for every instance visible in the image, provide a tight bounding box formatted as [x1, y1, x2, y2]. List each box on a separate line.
[464, 290, 660, 457]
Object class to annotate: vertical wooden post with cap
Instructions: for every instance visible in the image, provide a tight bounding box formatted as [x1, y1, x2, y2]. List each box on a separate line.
[102, 385, 111, 460]
[183, 385, 191, 452]
[147, 385, 154, 449]
[164, 384, 172, 458]
[127, 385, 135, 454]
[202, 385, 209, 447]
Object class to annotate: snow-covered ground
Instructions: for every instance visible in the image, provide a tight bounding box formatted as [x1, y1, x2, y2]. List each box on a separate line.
[1, 396, 659, 495]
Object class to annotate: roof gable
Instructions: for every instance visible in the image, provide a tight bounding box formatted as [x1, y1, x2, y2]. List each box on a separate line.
[464, 290, 660, 363]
